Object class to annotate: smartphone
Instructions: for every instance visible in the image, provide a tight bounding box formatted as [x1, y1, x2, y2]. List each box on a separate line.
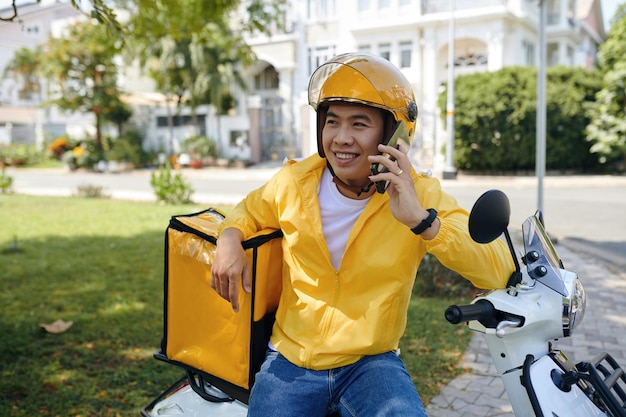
[370, 121, 409, 193]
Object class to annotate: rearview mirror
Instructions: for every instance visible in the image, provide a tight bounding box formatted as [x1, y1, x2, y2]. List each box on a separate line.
[468, 189, 511, 244]
[468, 189, 521, 288]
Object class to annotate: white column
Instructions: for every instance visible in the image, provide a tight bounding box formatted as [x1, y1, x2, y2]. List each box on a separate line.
[420, 31, 441, 172]
[488, 31, 505, 71]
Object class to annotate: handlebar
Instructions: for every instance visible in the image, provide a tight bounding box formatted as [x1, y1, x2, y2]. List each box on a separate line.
[445, 299, 496, 325]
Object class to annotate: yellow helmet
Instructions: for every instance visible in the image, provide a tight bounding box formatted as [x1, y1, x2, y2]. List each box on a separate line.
[308, 52, 418, 158]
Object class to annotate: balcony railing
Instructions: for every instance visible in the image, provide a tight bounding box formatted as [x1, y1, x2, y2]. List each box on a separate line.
[421, 0, 506, 14]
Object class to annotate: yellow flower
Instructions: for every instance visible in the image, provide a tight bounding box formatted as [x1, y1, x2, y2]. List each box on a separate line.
[48, 137, 68, 153]
[73, 146, 84, 157]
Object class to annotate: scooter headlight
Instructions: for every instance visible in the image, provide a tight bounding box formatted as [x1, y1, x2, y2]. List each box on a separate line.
[562, 277, 586, 337]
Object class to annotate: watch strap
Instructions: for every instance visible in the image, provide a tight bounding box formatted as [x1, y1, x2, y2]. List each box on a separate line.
[411, 208, 438, 235]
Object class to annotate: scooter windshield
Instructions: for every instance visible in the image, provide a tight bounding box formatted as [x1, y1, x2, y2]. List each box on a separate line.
[522, 212, 568, 296]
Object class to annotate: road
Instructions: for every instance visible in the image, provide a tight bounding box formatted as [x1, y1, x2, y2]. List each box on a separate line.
[6, 166, 626, 270]
[441, 175, 626, 269]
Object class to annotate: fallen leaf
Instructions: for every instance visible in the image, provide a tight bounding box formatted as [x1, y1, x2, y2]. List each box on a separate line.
[39, 319, 73, 334]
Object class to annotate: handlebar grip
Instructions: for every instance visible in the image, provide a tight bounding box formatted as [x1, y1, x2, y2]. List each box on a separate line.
[445, 299, 495, 324]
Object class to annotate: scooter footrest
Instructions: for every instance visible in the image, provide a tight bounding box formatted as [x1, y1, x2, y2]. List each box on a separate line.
[577, 352, 626, 417]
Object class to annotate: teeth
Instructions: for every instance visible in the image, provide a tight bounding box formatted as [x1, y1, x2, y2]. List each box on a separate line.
[336, 153, 355, 160]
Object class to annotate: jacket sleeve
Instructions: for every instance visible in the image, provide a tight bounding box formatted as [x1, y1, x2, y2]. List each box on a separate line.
[417, 176, 515, 290]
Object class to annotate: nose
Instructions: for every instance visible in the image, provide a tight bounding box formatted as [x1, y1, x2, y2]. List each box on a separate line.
[334, 125, 354, 146]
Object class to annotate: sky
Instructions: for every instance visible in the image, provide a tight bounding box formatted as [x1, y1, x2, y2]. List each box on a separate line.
[601, 0, 622, 30]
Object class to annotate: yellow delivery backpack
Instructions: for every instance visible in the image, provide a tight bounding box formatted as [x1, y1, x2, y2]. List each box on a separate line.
[155, 208, 283, 404]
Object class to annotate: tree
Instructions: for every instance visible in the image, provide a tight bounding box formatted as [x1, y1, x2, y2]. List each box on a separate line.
[439, 66, 602, 172]
[189, 22, 251, 156]
[103, 100, 132, 137]
[2, 46, 42, 101]
[116, 0, 286, 42]
[120, 0, 285, 156]
[1, 0, 120, 33]
[585, 8, 626, 171]
[40, 20, 126, 150]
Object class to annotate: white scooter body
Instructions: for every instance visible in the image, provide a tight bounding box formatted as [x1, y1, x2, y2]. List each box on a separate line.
[528, 355, 606, 417]
[444, 189, 626, 417]
[142, 377, 248, 417]
[469, 270, 606, 416]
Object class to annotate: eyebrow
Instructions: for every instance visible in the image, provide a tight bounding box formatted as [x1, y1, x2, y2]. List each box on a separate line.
[326, 110, 374, 123]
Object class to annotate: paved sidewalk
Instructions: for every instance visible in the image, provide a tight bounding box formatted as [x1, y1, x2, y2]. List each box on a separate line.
[425, 244, 626, 416]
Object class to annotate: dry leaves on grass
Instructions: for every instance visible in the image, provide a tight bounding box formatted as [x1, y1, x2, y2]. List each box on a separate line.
[39, 319, 73, 334]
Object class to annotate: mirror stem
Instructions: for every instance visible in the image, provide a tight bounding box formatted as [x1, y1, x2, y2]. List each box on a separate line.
[503, 230, 522, 287]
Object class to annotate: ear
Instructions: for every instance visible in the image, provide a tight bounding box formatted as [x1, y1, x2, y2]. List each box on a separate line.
[317, 105, 328, 158]
[381, 112, 397, 145]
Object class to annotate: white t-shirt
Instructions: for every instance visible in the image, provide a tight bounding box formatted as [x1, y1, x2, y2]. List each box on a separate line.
[318, 168, 371, 270]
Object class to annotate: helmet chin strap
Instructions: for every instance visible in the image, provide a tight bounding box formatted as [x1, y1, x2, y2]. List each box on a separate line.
[326, 161, 374, 198]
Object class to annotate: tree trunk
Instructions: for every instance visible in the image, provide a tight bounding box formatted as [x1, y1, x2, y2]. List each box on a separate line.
[95, 110, 102, 151]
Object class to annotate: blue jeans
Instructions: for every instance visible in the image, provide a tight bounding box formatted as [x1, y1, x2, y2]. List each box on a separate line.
[247, 350, 427, 417]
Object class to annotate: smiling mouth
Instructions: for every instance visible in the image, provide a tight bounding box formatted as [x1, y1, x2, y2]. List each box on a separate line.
[335, 152, 358, 161]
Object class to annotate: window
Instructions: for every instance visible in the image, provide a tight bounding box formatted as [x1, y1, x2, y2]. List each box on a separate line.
[378, 0, 390, 8]
[522, 40, 535, 66]
[255, 66, 279, 90]
[157, 115, 206, 127]
[358, 44, 372, 53]
[547, 42, 559, 66]
[378, 43, 391, 61]
[307, 0, 337, 19]
[567, 45, 574, 65]
[358, 0, 370, 12]
[453, 52, 488, 67]
[308, 46, 337, 74]
[22, 22, 42, 37]
[400, 41, 412, 68]
[230, 130, 249, 148]
[547, 0, 560, 25]
[567, 0, 576, 25]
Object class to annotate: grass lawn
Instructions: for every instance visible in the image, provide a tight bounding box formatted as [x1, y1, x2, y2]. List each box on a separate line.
[0, 194, 472, 416]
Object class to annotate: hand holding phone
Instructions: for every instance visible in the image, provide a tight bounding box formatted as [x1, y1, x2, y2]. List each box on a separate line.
[370, 122, 409, 193]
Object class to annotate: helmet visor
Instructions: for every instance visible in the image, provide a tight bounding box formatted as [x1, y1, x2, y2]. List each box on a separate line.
[308, 53, 415, 124]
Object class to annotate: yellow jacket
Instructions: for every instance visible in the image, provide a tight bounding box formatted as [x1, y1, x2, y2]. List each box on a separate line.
[221, 155, 513, 370]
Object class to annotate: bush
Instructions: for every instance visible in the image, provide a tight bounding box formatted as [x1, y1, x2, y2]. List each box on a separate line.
[75, 183, 109, 198]
[106, 130, 152, 167]
[414, 254, 477, 299]
[150, 164, 194, 204]
[59, 139, 105, 170]
[0, 144, 44, 167]
[0, 166, 13, 193]
[439, 66, 603, 173]
[181, 135, 216, 161]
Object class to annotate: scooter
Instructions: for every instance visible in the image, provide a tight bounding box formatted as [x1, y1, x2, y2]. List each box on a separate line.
[141, 189, 626, 417]
[445, 189, 626, 416]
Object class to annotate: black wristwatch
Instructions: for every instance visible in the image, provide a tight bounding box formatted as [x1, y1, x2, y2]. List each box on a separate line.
[411, 208, 438, 235]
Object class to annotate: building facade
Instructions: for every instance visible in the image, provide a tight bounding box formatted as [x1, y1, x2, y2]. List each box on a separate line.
[242, 0, 605, 171]
[0, 0, 606, 170]
[0, 1, 82, 146]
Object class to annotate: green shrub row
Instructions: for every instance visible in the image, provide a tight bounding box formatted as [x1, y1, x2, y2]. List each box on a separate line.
[438, 66, 615, 173]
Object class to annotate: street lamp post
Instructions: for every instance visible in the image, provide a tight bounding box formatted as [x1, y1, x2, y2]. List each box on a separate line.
[444, 0, 457, 180]
[537, 0, 547, 213]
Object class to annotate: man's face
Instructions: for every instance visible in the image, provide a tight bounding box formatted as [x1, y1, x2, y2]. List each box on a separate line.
[322, 102, 385, 190]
